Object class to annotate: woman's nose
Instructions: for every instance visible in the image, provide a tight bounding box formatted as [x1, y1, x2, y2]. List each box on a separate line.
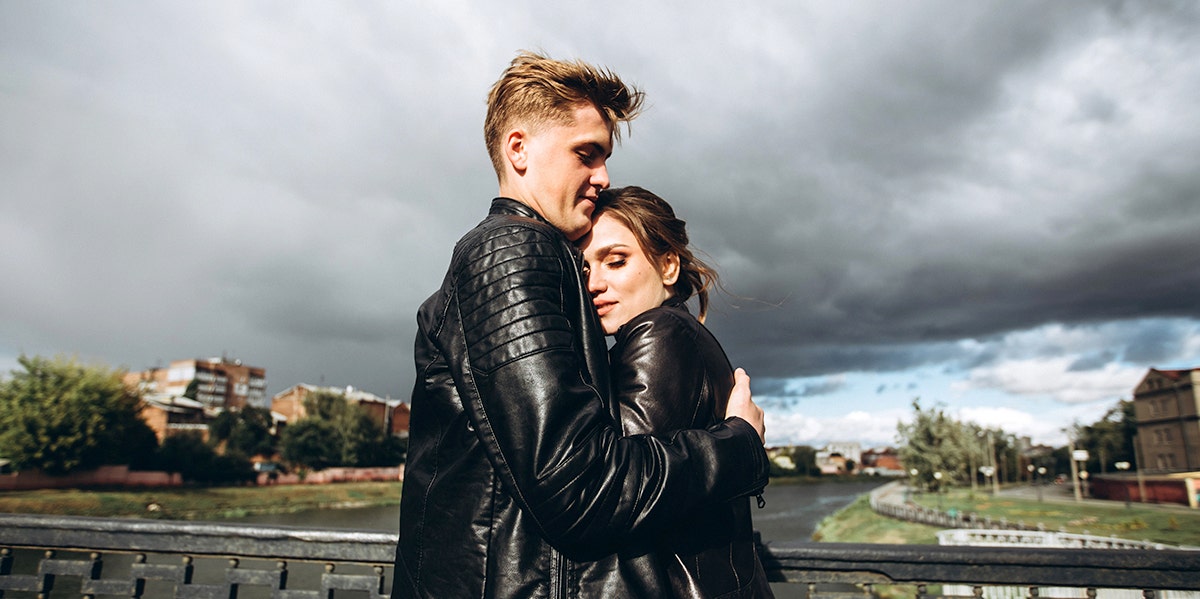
[586, 269, 605, 294]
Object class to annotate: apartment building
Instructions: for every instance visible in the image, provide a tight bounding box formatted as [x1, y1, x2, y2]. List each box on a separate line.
[816, 441, 863, 475]
[1132, 367, 1199, 473]
[125, 357, 268, 412]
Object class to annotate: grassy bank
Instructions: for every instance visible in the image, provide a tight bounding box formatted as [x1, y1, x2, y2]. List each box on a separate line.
[816, 487, 1200, 546]
[0, 482, 403, 521]
[813, 495, 942, 544]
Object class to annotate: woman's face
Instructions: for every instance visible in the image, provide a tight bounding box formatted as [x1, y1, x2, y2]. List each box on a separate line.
[580, 212, 678, 335]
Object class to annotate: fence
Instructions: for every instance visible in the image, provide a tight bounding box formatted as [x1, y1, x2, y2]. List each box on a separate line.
[3, 513, 1200, 598]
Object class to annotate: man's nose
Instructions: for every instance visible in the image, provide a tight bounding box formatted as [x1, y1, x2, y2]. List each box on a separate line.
[592, 164, 610, 190]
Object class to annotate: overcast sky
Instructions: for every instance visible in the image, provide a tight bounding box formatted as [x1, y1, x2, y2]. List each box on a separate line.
[3, 1, 1199, 450]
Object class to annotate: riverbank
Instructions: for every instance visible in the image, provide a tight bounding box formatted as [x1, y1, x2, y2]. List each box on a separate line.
[814, 485, 1200, 546]
[0, 482, 403, 521]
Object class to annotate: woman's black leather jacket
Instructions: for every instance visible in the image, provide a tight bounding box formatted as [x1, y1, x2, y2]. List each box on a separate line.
[609, 299, 775, 598]
[392, 199, 769, 598]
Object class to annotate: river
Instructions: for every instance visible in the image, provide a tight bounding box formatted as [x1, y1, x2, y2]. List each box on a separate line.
[235, 478, 886, 545]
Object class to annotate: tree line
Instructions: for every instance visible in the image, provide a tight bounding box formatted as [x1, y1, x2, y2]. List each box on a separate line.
[895, 398, 1136, 492]
[0, 355, 405, 483]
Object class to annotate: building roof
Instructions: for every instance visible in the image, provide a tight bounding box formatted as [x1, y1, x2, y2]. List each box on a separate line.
[1151, 367, 1196, 380]
[143, 393, 206, 413]
[273, 383, 394, 405]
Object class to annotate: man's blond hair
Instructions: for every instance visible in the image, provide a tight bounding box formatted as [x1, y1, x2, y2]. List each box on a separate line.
[485, 51, 645, 180]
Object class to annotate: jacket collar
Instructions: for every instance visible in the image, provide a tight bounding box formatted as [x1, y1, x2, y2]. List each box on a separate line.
[662, 294, 690, 311]
[490, 197, 545, 223]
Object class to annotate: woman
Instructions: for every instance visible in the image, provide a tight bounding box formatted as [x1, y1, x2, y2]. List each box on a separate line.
[580, 186, 774, 598]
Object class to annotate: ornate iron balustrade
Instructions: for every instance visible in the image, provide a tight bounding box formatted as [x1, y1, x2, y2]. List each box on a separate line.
[2, 512, 1199, 598]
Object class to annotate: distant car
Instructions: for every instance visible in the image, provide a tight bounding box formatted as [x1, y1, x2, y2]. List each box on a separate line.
[253, 462, 280, 473]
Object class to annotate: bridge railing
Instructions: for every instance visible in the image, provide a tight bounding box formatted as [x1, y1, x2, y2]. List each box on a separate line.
[3, 512, 1199, 598]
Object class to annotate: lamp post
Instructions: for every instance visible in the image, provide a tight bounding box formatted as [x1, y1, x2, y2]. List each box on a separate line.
[987, 431, 1001, 495]
[1115, 461, 1131, 508]
[907, 468, 918, 504]
[979, 466, 996, 494]
[933, 471, 944, 511]
[1036, 467, 1046, 502]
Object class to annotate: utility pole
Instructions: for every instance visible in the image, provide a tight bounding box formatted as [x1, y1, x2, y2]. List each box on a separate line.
[1133, 433, 1147, 503]
[1069, 439, 1083, 502]
[989, 431, 1001, 495]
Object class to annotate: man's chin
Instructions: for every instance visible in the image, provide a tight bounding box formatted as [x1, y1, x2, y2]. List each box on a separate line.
[563, 222, 591, 241]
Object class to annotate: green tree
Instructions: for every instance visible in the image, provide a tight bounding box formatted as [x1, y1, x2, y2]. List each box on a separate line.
[280, 419, 341, 470]
[209, 406, 276, 457]
[281, 390, 403, 469]
[790, 445, 819, 476]
[0, 355, 158, 475]
[155, 432, 254, 483]
[1076, 400, 1135, 474]
[896, 399, 971, 490]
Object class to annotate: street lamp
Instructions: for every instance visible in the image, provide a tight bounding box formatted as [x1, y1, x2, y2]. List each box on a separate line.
[1036, 467, 1046, 502]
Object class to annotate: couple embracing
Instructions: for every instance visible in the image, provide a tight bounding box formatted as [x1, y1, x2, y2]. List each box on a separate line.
[393, 52, 775, 599]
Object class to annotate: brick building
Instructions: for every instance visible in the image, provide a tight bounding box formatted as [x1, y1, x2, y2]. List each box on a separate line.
[125, 357, 267, 412]
[1133, 367, 1199, 473]
[272, 384, 410, 437]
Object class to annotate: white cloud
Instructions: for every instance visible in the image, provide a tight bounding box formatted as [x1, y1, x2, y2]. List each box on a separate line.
[765, 408, 906, 449]
[953, 358, 1141, 404]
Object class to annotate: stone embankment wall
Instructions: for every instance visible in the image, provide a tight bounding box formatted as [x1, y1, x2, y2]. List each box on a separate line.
[256, 466, 403, 486]
[0, 465, 404, 490]
[0, 465, 183, 490]
[869, 481, 1040, 532]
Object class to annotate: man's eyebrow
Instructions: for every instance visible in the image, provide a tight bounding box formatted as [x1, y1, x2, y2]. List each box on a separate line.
[578, 141, 610, 158]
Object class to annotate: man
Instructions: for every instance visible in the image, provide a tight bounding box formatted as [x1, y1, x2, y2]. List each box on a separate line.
[392, 51, 769, 599]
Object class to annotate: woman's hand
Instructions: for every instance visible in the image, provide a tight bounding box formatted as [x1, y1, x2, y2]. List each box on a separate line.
[724, 368, 765, 443]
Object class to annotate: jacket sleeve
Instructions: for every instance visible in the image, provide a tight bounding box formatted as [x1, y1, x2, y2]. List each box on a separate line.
[611, 310, 714, 436]
[450, 224, 768, 555]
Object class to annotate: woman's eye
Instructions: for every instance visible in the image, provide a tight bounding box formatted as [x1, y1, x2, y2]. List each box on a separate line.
[606, 258, 626, 268]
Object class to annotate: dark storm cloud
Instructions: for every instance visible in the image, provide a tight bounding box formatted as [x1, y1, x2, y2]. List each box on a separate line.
[2, 0, 1198, 410]
[628, 2, 1200, 383]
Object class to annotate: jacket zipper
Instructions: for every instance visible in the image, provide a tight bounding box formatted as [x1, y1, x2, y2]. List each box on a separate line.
[549, 547, 568, 599]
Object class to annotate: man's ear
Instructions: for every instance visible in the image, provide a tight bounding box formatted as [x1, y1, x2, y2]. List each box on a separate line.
[505, 129, 528, 173]
[661, 253, 680, 286]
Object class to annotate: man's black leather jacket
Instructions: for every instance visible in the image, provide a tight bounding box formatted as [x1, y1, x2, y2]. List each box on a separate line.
[392, 199, 769, 598]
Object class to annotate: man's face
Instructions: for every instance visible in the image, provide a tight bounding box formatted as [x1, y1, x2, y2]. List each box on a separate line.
[519, 103, 613, 241]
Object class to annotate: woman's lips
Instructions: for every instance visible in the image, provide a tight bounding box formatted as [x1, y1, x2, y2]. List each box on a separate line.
[593, 300, 615, 317]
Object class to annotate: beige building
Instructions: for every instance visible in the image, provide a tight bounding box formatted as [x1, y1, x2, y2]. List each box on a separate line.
[125, 357, 268, 412]
[140, 393, 209, 442]
[816, 442, 862, 475]
[272, 384, 410, 437]
[1132, 367, 1199, 473]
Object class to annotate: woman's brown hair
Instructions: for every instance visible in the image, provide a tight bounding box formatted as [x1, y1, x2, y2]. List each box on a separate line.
[593, 186, 719, 321]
